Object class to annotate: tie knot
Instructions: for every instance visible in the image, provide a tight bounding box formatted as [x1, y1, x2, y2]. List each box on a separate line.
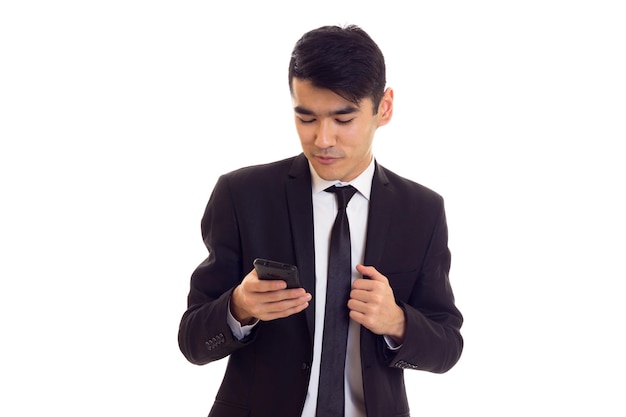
[325, 185, 357, 209]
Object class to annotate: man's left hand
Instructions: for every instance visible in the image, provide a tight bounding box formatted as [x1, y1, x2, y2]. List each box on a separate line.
[348, 264, 406, 344]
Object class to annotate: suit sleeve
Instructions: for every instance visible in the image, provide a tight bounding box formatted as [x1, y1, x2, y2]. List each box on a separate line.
[178, 175, 257, 365]
[386, 202, 464, 373]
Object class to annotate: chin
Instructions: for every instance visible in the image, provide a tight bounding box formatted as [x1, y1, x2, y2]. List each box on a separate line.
[313, 165, 341, 181]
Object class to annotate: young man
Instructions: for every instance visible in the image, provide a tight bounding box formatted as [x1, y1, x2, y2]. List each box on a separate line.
[178, 25, 463, 417]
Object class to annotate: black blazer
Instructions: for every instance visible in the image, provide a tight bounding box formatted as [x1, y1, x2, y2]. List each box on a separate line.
[179, 154, 463, 417]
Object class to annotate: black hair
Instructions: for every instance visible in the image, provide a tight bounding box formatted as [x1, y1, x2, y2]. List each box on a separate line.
[288, 25, 386, 114]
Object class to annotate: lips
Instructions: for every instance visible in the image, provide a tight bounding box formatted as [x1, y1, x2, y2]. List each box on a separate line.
[316, 156, 338, 164]
[312, 152, 343, 164]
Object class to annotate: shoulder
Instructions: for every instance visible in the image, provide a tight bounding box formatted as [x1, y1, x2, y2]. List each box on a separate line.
[226, 155, 296, 177]
[210, 154, 308, 202]
[217, 154, 305, 187]
[375, 162, 444, 207]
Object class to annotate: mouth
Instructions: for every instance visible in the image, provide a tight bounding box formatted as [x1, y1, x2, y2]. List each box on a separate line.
[313, 153, 342, 165]
[316, 156, 337, 164]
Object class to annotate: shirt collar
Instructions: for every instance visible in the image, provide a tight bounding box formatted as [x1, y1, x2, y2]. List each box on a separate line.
[309, 157, 375, 201]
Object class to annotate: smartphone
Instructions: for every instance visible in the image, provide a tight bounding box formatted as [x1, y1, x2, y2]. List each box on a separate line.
[253, 258, 301, 289]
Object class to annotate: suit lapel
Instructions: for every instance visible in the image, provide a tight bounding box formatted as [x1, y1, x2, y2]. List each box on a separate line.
[286, 154, 316, 341]
[363, 162, 393, 267]
[359, 163, 394, 370]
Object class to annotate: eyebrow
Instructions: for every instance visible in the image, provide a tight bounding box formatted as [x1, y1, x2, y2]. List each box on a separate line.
[294, 105, 359, 117]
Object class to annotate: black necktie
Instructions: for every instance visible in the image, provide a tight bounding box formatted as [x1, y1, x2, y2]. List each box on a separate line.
[316, 185, 358, 417]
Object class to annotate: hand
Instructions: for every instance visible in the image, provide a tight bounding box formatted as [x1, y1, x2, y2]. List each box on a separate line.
[230, 269, 312, 324]
[348, 264, 406, 344]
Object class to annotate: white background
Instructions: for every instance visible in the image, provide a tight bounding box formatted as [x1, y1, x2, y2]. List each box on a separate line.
[1, 1, 625, 416]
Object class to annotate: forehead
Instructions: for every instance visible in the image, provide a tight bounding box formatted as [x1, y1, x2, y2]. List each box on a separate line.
[291, 78, 372, 113]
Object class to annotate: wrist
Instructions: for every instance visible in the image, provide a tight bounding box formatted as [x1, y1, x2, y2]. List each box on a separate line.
[230, 286, 256, 325]
[388, 306, 406, 344]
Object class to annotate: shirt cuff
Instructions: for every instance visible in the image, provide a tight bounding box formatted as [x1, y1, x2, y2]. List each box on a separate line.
[384, 335, 403, 351]
[227, 299, 258, 340]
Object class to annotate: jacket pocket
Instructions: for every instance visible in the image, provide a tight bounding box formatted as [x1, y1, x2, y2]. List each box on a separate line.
[385, 269, 418, 303]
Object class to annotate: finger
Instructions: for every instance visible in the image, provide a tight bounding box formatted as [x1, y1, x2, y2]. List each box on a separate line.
[348, 310, 378, 333]
[254, 278, 289, 292]
[351, 277, 379, 291]
[356, 264, 388, 284]
[349, 287, 373, 302]
[263, 303, 309, 321]
[347, 297, 369, 313]
[256, 289, 308, 307]
[245, 268, 289, 292]
[260, 294, 311, 319]
[356, 263, 376, 278]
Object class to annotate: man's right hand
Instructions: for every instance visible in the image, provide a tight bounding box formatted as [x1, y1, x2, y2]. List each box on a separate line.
[230, 269, 312, 325]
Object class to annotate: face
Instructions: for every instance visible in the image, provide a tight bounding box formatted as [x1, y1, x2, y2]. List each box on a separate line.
[291, 78, 393, 182]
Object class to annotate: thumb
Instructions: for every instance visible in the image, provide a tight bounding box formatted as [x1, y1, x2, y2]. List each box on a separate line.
[356, 264, 382, 281]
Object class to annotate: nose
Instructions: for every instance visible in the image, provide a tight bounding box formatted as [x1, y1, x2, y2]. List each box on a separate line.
[314, 119, 336, 148]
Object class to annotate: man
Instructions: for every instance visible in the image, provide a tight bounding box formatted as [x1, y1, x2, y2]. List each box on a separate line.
[178, 25, 463, 417]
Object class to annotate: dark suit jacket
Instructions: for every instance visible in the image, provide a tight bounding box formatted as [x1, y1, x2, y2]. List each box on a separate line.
[178, 154, 463, 417]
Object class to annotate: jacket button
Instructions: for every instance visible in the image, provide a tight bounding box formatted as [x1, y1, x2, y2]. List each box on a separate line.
[301, 362, 311, 372]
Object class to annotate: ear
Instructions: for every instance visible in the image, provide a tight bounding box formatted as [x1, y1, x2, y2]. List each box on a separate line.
[377, 87, 394, 127]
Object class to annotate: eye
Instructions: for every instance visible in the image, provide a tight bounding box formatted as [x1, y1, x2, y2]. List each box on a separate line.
[335, 118, 354, 125]
[298, 117, 316, 124]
